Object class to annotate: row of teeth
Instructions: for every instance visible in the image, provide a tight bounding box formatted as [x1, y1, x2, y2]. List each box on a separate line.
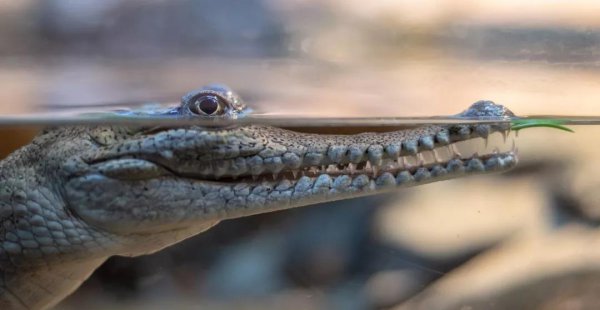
[247, 153, 518, 188]
[310, 125, 512, 162]
[156, 124, 512, 179]
[210, 131, 516, 181]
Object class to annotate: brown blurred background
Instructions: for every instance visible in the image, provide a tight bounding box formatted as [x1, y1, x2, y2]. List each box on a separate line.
[2, 1, 600, 309]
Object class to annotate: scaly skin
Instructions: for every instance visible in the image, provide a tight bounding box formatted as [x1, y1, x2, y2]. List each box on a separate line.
[0, 86, 517, 309]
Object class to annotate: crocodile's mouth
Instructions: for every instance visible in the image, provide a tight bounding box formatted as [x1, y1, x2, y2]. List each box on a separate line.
[85, 123, 518, 187]
[125, 120, 516, 187]
[83, 99, 520, 188]
[280, 135, 515, 178]
[196, 129, 518, 185]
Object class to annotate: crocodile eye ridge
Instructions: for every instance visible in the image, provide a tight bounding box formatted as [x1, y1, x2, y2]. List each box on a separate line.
[180, 84, 250, 118]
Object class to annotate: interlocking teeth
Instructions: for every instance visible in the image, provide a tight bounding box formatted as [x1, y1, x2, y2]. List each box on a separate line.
[282, 134, 512, 178]
[282, 132, 512, 179]
[249, 124, 509, 178]
[208, 124, 514, 182]
[229, 102, 518, 184]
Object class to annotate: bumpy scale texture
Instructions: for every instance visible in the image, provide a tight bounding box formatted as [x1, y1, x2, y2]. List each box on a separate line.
[0, 95, 517, 309]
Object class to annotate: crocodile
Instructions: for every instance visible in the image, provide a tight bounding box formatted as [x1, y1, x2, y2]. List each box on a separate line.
[0, 85, 518, 309]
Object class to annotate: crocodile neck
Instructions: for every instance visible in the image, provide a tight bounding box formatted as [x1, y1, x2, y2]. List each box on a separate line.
[0, 86, 518, 309]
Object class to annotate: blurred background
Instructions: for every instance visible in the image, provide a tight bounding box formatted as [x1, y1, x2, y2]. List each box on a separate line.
[3, 0, 600, 309]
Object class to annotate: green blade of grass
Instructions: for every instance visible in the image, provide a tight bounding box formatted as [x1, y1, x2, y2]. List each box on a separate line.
[511, 119, 574, 133]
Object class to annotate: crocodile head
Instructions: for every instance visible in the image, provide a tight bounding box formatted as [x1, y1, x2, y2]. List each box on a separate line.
[46, 85, 516, 254]
[0, 85, 519, 309]
[6, 86, 517, 261]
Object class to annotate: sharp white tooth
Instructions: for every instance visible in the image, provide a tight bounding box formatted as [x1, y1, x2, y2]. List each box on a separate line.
[397, 157, 404, 169]
[291, 170, 298, 178]
[433, 149, 441, 162]
[348, 163, 356, 174]
[417, 154, 425, 166]
[403, 157, 411, 169]
[365, 161, 372, 170]
[451, 144, 462, 158]
[372, 165, 379, 177]
[272, 173, 278, 180]
[326, 165, 337, 173]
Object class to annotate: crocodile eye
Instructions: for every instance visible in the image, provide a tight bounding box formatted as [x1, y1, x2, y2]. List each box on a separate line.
[189, 95, 223, 116]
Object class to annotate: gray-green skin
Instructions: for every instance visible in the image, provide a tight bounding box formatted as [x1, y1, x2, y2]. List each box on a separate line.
[0, 85, 517, 309]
